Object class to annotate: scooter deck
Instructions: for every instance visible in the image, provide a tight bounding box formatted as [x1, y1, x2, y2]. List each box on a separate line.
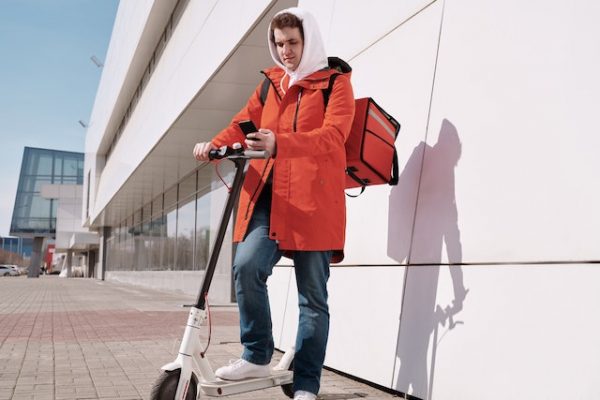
[200, 370, 293, 397]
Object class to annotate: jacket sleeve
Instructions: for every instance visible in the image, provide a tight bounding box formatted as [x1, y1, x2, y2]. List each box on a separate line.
[211, 82, 265, 147]
[275, 74, 355, 158]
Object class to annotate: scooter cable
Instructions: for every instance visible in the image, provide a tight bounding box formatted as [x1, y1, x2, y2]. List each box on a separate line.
[200, 293, 212, 357]
[214, 161, 232, 192]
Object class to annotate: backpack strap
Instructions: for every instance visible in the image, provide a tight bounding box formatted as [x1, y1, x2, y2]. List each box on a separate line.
[344, 167, 367, 198]
[259, 77, 271, 105]
[326, 74, 371, 197]
[390, 149, 399, 186]
[323, 73, 340, 108]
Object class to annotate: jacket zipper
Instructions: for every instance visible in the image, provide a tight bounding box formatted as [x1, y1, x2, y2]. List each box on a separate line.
[293, 89, 302, 132]
[244, 161, 271, 221]
[244, 73, 281, 221]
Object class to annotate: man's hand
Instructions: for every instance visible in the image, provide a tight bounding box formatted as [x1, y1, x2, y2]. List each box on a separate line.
[193, 142, 217, 162]
[246, 129, 277, 156]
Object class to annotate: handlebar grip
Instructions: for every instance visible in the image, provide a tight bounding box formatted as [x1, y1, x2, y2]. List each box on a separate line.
[208, 143, 245, 160]
[242, 150, 271, 159]
[208, 145, 270, 160]
[208, 149, 223, 160]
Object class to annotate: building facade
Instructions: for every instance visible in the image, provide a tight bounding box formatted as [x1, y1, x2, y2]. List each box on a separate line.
[10, 147, 84, 270]
[40, 183, 98, 276]
[0, 236, 23, 256]
[84, 1, 600, 399]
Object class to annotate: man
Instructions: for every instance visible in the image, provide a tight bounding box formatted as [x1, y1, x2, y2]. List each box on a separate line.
[193, 7, 354, 400]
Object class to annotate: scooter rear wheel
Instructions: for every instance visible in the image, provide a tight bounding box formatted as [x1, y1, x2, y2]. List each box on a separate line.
[281, 383, 294, 399]
[150, 369, 197, 400]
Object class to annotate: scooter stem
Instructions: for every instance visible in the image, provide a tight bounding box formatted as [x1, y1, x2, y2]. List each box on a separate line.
[195, 157, 247, 309]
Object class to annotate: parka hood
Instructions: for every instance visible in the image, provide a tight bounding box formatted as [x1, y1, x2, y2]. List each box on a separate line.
[268, 7, 329, 87]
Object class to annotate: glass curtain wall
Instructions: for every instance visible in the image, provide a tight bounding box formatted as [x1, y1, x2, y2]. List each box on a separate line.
[106, 165, 219, 272]
[176, 173, 197, 270]
[10, 147, 84, 237]
[195, 192, 211, 271]
[150, 194, 164, 270]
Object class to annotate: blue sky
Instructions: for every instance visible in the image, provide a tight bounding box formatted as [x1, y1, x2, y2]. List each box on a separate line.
[0, 0, 119, 235]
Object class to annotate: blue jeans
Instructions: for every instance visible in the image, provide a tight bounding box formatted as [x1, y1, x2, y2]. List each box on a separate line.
[232, 186, 331, 395]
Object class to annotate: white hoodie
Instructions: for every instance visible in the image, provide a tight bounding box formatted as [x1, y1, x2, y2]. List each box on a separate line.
[268, 7, 329, 89]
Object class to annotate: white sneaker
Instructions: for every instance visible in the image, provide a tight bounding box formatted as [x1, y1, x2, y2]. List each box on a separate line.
[294, 390, 317, 400]
[215, 359, 271, 381]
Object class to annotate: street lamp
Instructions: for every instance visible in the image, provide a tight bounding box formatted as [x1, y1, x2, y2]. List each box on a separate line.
[90, 55, 104, 68]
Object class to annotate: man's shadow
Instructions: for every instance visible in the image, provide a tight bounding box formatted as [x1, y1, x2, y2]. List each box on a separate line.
[388, 119, 468, 400]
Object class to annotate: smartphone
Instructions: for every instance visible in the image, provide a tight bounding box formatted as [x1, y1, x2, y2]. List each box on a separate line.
[238, 120, 259, 141]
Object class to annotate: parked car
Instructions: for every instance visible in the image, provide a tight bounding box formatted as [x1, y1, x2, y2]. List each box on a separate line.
[0, 265, 19, 277]
[7, 265, 22, 275]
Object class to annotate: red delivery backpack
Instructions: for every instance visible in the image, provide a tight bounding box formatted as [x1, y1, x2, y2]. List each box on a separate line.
[260, 57, 400, 195]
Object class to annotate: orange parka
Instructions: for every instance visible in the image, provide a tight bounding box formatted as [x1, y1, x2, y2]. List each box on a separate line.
[212, 60, 355, 263]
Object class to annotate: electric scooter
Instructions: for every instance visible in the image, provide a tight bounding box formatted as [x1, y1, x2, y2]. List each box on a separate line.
[150, 144, 295, 400]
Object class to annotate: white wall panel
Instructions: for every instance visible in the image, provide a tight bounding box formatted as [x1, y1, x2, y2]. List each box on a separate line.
[418, 0, 600, 263]
[273, 266, 405, 387]
[336, 1, 443, 266]
[277, 268, 300, 350]
[326, 267, 405, 387]
[268, 267, 294, 348]
[393, 264, 600, 400]
[299, 0, 436, 59]
[392, 264, 467, 398]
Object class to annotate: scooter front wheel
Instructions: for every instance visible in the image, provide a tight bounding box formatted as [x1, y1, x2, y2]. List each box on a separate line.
[150, 369, 197, 400]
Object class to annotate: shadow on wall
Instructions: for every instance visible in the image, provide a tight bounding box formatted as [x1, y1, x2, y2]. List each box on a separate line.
[388, 119, 469, 400]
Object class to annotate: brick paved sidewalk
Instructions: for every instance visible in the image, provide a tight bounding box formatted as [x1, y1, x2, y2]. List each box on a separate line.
[0, 276, 400, 400]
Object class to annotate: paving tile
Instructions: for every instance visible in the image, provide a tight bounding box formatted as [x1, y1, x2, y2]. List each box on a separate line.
[0, 277, 401, 400]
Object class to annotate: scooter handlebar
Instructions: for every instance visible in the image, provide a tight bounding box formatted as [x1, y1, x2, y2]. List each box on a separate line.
[208, 144, 270, 160]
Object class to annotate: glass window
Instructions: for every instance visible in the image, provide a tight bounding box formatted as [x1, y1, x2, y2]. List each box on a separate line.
[176, 197, 195, 270]
[138, 220, 151, 270]
[77, 160, 84, 184]
[33, 176, 53, 192]
[12, 193, 32, 219]
[126, 218, 134, 270]
[20, 176, 37, 193]
[142, 202, 152, 222]
[61, 155, 77, 176]
[114, 225, 121, 271]
[26, 151, 53, 175]
[29, 196, 52, 219]
[165, 208, 177, 270]
[195, 191, 211, 271]
[11, 148, 83, 237]
[61, 176, 79, 185]
[150, 215, 165, 270]
[50, 199, 57, 219]
[121, 225, 127, 271]
[164, 185, 178, 210]
[54, 156, 63, 177]
[133, 222, 148, 271]
[117, 225, 124, 270]
[133, 209, 142, 227]
[152, 195, 163, 219]
[179, 172, 197, 201]
[105, 236, 115, 271]
[110, 226, 118, 271]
